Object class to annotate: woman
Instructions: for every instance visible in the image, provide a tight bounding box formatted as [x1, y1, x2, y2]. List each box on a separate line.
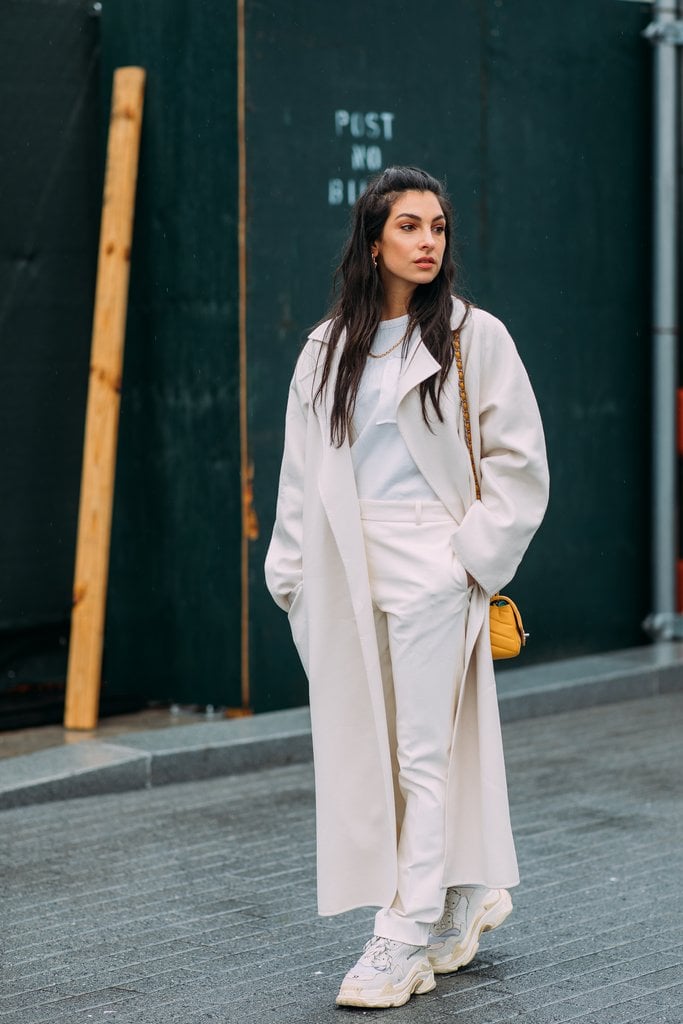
[265, 166, 549, 1009]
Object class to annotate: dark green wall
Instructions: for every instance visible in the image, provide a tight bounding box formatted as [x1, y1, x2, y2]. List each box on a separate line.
[0, 0, 100, 691]
[101, 0, 242, 706]
[0, 0, 654, 718]
[247, 0, 652, 708]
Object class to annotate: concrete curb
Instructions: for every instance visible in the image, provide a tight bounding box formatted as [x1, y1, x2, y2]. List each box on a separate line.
[1, 643, 682, 811]
[496, 641, 683, 721]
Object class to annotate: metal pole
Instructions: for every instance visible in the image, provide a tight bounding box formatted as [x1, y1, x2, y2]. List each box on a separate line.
[644, 0, 680, 638]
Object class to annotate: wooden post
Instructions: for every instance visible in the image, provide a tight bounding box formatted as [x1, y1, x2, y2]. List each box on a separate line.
[64, 67, 146, 731]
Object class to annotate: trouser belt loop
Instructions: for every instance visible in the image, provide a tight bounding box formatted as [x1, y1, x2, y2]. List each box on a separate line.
[415, 500, 423, 526]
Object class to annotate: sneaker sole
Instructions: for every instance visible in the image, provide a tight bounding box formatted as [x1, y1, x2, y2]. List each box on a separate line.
[335, 961, 436, 1008]
[428, 889, 513, 975]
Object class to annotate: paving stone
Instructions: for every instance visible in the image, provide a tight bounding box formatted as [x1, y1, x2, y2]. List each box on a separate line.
[0, 693, 681, 1024]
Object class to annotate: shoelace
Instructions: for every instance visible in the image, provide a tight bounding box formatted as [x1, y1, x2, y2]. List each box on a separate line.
[360, 936, 396, 969]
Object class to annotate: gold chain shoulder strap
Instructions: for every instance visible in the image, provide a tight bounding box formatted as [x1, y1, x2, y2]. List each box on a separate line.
[454, 328, 526, 655]
[453, 329, 481, 502]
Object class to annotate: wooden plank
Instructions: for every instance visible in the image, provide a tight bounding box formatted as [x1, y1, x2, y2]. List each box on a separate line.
[64, 67, 146, 731]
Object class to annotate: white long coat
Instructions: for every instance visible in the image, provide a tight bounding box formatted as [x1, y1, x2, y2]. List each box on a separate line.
[264, 298, 549, 916]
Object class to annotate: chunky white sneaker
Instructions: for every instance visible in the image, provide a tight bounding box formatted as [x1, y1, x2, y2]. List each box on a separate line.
[427, 886, 512, 974]
[336, 935, 436, 1008]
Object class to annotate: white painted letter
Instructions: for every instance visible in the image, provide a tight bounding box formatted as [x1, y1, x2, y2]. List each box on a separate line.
[379, 112, 395, 140]
[334, 110, 350, 136]
[328, 179, 344, 205]
[366, 146, 382, 171]
[351, 145, 367, 170]
[350, 112, 365, 137]
[365, 112, 381, 139]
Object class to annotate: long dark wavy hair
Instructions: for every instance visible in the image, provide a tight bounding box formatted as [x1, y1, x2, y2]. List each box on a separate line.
[313, 165, 469, 446]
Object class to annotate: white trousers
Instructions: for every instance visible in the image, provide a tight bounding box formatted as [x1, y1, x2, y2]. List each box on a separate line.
[359, 499, 472, 947]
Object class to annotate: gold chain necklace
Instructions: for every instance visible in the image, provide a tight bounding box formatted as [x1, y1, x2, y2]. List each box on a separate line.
[368, 328, 409, 360]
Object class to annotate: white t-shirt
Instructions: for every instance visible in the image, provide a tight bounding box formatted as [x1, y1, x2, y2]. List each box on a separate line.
[350, 314, 440, 501]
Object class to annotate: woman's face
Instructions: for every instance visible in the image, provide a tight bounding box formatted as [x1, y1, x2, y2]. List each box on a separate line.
[371, 190, 447, 296]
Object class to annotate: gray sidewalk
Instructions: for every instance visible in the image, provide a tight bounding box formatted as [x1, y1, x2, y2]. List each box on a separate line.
[1, 692, 682, 1023]
[1, 643, 682, 811]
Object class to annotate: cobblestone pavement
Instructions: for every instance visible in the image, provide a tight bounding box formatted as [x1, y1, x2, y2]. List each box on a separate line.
[1, 693, 682, 1024]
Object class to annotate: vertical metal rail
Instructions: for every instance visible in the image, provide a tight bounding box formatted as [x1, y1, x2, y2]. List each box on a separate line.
[643, 1, 681, 638]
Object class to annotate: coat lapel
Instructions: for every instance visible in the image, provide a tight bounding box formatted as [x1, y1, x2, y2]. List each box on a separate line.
[396, 334, 441, 407]
[314, 333, 374, 624]
[314, 337, 395, 827]
[397, 340, 474, 522]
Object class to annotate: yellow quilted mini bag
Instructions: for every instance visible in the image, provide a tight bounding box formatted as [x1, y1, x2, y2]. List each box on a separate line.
[453, 329, 529, 661]
[489, 594, 528, 660]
